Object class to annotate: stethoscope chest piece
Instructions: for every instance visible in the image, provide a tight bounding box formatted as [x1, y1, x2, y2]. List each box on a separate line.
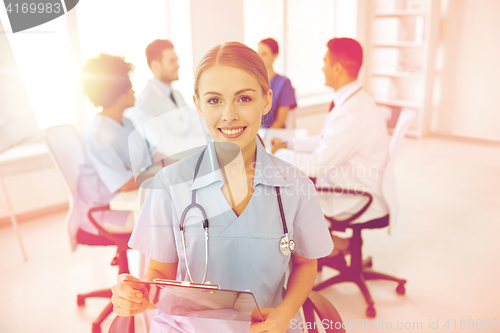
[280, 234, 296, 256]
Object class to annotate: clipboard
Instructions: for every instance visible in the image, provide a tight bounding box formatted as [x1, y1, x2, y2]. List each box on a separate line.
[127, 279, 264, 322]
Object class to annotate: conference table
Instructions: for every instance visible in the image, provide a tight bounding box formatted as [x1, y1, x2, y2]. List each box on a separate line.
[258, 128, 307, 152]
[109, 128, 307, 276]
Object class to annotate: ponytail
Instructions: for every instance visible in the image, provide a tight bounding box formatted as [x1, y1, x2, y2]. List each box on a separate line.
[257, 133, 265, 149]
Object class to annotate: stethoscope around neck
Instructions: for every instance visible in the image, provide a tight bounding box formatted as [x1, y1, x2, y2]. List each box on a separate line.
[179, 147, 295, 284]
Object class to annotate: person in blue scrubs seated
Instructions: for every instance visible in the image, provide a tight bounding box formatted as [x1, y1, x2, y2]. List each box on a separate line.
[111, 42, 333, 333]
[258, 38, 297, 128]
[77, 54, 152, 237]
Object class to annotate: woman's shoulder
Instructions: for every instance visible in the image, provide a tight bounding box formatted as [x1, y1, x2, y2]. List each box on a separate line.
[270, 75, 294, 96]
[81, 115, 116, 145]
[271, 74, 291, 85]
[82, 115, 103, 134]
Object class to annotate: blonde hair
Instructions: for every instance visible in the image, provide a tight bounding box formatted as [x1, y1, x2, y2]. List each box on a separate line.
[194, 42, 270, 98]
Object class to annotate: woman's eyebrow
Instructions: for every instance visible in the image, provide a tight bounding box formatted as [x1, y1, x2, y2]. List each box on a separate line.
[204, 91, 222, 96]
[204, 88, 256, 97]
[234, 88, 255, 95]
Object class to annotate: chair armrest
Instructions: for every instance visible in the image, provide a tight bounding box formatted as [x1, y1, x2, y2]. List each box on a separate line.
[302, 291, 345, 333]
[108, 315, 135, 333]
[87, 205, 131, 248]
[314, 185, 373, 224]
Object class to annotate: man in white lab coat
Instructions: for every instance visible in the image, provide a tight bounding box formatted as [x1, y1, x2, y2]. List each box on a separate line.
[125, 39, 207, 161]
[271, 38, 389, 252]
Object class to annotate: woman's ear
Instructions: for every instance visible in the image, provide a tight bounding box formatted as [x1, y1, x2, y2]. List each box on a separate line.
[263, 89, 273, 115]
[193, 94, 203, 117]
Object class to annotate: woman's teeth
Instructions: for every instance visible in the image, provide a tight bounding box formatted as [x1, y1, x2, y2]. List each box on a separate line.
[221, 128, 244, 135]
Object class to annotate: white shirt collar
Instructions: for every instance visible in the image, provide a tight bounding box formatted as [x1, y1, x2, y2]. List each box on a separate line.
[332, 80, 362, 108]
[190, 138, 289, 191]
[150, 77, 173, 97]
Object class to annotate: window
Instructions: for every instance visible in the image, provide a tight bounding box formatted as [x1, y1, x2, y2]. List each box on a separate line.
[244, 0, 285, 73]
[2, 0, 358, 130]
[1, 0, 192, 130]
[0, 10, 75, 129]
[76, 0, 169, 120]
[244, 0, 357, 99]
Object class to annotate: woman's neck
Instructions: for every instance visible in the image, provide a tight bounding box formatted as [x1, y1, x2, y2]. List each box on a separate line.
[267, 67, 277, 80]
[216, 139, 257, 177]
[101, 105, 125, 124]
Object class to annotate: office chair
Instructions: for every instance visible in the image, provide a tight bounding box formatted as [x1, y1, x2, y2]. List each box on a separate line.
[313, 109, 417, 318]
[44, 125, 132, 333]
[109, 290, 346, 333]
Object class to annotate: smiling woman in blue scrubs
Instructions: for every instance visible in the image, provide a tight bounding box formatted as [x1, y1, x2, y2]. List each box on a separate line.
[111, 42, 333, 333]
[258, 38, 297, 129]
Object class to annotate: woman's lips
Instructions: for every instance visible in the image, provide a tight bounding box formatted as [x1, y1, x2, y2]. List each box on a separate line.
[218, 127, 246, 139]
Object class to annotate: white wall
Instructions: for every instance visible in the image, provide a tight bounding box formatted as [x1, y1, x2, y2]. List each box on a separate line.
[190, 0, 245, 69]
[431, 0, 500, 141]
[0, 144, 68, 224]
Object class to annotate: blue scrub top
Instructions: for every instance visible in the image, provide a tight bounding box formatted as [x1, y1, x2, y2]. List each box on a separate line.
[129, 138, 333, 332]
[261, 74, 297, 128]
[76, 115, 150, 234]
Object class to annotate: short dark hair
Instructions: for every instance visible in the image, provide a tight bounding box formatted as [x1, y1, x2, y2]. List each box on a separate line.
[145, 39, 174, 68]
[327, 38, 363, 79]
[81, 54, 134, 108]
[259, 38, 279, 55]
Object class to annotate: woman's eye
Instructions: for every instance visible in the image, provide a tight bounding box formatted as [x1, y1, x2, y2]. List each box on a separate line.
[239, 96, 252, 102]
[207, 98, 220, 104]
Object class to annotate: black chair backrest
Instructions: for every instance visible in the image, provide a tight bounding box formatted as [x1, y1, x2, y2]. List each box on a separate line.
[108, 315, 134, 333]
[303, 291, 346, 333]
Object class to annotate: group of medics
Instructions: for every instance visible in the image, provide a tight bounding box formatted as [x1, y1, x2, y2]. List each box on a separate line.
[75, 36, 389, 332]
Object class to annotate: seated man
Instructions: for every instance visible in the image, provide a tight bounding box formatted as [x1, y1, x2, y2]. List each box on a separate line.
[124, 39, 208, 161]
[271, 38, 389, 254]
[77, 54, 152, 236]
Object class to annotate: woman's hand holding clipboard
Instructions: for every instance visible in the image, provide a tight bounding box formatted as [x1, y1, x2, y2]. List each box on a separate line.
[111, 274, 151, 317]
[118, 277, 264, 322]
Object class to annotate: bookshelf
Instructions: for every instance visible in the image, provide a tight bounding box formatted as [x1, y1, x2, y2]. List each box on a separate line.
[366, 0, 440, 137]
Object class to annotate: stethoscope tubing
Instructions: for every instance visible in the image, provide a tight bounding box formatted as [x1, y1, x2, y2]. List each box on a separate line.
[179, 146, 295, 284]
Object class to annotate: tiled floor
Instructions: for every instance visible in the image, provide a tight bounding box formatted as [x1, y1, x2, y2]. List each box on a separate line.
[1, 137, 499, 333]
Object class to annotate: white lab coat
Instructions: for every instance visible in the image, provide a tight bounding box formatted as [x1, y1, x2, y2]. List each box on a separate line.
[124, 79, 209, 159]
[125, 78, 188, 125]
[275, 81, 390, 224]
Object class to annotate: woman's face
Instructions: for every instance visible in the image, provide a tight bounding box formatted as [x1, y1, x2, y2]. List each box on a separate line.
[257, 43, 278, 71]
[194, 65, 272, 153]
[116, 85, 135, 109]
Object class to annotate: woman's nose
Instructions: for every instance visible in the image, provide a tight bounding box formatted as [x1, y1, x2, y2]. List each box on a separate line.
[221, 103, 238, 122]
